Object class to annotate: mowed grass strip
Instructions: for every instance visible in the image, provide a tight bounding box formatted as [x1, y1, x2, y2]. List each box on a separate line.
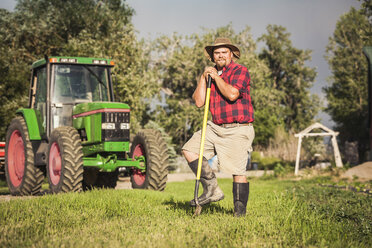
[0, 178, 371, 247]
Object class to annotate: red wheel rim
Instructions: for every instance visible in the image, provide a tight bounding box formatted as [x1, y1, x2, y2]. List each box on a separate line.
[49, 142, 62, 185]
[8, 130, 25, 187]
[132, 144, 146, 186]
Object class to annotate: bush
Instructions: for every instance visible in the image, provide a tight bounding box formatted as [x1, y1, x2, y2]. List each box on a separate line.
[274, 163, 285, 177]
[274, 163, 294, 177]
[259, 156, 282, 170]
[251, 151, 294, 170]
[251, 151, 261, 162]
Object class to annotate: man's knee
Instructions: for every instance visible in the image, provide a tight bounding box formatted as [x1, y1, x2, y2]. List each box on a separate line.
[182, 149, 199, 163]
[233, 175, 247, 183]
[181, 149, 188, 158]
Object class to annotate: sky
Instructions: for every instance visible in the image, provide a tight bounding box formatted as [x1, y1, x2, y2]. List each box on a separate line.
[0, 0, 362, 128]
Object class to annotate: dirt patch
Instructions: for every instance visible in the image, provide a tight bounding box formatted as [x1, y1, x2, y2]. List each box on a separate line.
[0, 194, 38, 202]
[341, 162, 372, 182]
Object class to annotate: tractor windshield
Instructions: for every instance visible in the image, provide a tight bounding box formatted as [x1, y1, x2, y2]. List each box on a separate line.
[52, 64, 111, 104]
[51, 64, 112, 129]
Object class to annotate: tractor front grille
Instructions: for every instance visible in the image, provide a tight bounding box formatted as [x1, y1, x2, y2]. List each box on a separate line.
[101, 111, 130, 142]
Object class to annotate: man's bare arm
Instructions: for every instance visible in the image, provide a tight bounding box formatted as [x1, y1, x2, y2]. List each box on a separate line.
[207, 67, 239, 102]
[213, 75, 240, 101]
[192, 74, 207, 108]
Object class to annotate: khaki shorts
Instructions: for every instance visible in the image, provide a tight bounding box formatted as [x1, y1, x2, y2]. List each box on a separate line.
[182, 121, 255, 175]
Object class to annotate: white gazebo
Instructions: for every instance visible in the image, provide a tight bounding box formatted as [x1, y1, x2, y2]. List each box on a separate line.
[294, 122, 343, 175]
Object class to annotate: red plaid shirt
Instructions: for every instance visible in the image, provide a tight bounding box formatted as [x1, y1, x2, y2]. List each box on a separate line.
[210, 61, 254, 124]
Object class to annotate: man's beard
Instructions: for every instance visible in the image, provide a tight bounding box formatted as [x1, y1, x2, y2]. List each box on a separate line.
[216, 60, 226, 69]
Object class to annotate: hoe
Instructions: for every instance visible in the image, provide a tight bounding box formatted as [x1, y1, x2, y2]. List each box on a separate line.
[194, 75, 212, 216]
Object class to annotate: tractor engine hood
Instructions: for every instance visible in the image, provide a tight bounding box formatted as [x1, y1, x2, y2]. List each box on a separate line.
[72, 102, 131, 148]
[72, 102, 130, 117]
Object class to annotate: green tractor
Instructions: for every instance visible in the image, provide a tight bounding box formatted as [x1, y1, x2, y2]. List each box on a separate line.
[5, 56, 169, 195]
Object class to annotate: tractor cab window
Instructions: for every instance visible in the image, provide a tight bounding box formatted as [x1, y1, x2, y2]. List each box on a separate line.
[52, 64, 110, 104]
[51, 64, 111, 129]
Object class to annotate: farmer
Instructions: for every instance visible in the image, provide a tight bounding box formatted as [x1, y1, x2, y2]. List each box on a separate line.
[182, 37, 254, 217]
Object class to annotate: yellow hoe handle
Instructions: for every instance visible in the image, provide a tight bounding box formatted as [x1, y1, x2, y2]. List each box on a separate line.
[193, 75, 212, 212]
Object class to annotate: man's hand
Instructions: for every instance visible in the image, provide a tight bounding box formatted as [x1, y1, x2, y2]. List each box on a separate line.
[192, 67, 219, 108]
[203, 67, 219, 80]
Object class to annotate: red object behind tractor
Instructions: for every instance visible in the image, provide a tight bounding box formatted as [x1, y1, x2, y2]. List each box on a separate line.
[0, 142, 5, 179]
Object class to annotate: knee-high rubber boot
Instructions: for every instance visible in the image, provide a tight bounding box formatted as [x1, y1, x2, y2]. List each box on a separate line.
[233, 182, 249, 217]
[188, 158, 224, 206]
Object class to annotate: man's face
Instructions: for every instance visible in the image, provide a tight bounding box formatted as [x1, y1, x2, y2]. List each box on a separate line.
[213, 46, 233, 69]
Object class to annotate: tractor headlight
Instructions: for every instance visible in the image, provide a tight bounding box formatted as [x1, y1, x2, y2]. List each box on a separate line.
[102, 123, 116, 129]
[120, 123, 130, 130]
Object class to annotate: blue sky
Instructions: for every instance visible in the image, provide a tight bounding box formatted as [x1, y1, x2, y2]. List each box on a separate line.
[1, 0, 362, 127]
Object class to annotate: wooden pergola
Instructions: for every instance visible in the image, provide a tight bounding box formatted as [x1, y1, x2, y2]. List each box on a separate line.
[294, 122, 343, 175]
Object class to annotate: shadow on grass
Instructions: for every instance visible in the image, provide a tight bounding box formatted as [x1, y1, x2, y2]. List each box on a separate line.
[0, 191, 10, 195]
[163, 198, 233, 215]
[0, 189, 50, 197]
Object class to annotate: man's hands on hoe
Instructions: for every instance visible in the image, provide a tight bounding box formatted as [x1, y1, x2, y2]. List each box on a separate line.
[203, 66, 219, 80]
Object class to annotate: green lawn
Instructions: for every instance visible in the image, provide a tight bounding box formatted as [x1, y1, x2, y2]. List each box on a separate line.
[0, 177, 371, 247]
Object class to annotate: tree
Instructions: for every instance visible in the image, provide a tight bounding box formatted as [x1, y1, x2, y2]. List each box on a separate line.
[324, 1, 372, 161]
[0, 0, 154, 138]
[258, 25, 320, 132]
[0, 7, 32, 139]
[62, 1, 158, 133]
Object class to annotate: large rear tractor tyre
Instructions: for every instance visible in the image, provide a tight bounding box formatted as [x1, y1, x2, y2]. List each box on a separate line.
[130, 129, 169, 191]
[5, 117, 44, 196]
[47, 126, 83, 193]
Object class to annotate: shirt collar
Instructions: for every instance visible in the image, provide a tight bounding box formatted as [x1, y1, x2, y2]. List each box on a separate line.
[216, 60, 236, 74]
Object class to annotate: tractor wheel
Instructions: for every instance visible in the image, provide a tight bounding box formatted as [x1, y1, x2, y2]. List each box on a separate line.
[95, 171, 118, 189]
[130, 129, 169, 191]
[5, 116, 44, 196]
[47, 126, 83, 193]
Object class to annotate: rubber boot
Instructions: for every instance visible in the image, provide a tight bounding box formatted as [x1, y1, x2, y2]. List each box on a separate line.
[189, 158, 224, 206]
[233, 182, 249, 217]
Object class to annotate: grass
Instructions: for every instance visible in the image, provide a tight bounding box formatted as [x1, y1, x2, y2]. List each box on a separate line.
[0, 177, 371, 247]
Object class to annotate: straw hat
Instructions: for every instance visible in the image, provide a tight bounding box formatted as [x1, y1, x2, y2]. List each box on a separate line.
[204, 37, 240, 62]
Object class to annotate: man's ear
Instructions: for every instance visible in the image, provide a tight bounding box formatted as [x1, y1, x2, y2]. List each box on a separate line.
[229, 48, 234, 59]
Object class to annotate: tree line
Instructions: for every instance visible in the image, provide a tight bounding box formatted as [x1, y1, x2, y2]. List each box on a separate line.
[0, 0, 370, 162]
[324, 0, 371, 161]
